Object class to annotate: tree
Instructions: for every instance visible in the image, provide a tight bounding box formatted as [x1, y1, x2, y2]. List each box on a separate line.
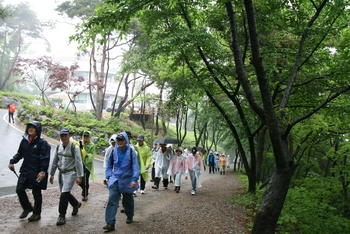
[13, 56, 60, 106]
[0, 2, 43, 91]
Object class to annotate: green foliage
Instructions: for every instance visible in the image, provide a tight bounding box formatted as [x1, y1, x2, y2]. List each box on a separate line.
[96, 132, 108, 148]
[39, 106, 54, 117]
[278, 175, 350, 233]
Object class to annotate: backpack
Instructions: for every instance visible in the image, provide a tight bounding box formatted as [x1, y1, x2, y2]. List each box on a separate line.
[56, 140, 87, 161]
[9, 104, 16, 113]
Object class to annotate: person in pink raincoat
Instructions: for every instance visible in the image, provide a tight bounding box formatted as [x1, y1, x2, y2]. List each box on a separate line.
[185, 147, 204, 196]
[167, 147, 186, 193]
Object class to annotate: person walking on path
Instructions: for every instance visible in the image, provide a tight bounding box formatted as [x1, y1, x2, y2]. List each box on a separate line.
[49, 128, 84, 226]
[152, 143, 174, 190]
[219, 154, 227, 175]
[135, 134, 152, 194]
[185, 147, 204, 195]
[104, 134, 117, 168]
[8, 121, 51, 222]
[103, 131, 140, 232]
[206, 151, 217, 174]
[150, 143, 158, 182]
[8, 103, 16, 124]
[79, 130, 96, 201]
[167, 147, 186, 193]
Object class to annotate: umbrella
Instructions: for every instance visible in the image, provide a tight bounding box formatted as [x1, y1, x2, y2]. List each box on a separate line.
[47, 91, 69, 100]
[154, 137, 181, 145]
[196, 147, 207, 154]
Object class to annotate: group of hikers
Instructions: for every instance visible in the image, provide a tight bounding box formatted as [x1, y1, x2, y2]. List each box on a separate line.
[7, 118, 230, 232]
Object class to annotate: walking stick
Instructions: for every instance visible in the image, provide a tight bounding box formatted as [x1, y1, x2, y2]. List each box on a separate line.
[12, 169, 19, 178]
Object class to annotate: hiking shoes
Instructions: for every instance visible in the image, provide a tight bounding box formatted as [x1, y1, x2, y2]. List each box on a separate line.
[72, 202, 82, 216]
[19, 208, 33, 219]
[191, 190, 195, 195]
[28, 214, 41, 222]
[126, 217, 133, 224]
[152, 185, 159, 189]
[103, 223, 115, 232]
[56, 216, 66, 226]
[82, 196, 88, 201]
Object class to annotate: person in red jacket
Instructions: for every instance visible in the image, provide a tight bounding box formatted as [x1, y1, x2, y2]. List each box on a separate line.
[8, 103, 16, 124]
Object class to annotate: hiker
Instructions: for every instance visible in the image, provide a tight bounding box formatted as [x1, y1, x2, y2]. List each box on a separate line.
[104, 134, 117, 168]
[49, 128, 84, 226]
[135, 134, 152, 194]
[8, 121, 51, 222]
[206, 151, 217, 174]
[150, 143, 158, 182]
[152, 143, 174, 190]
[167, 147, 186, 193]
[79, 130, 96, 201]
[103, 131, 140, 232]
[185, 147, 204, 195]
[8, 103, 16, 124]
[219, 154, 227, 175]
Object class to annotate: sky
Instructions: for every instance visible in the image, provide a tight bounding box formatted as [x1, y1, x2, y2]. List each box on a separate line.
[4, 0, 81, 65]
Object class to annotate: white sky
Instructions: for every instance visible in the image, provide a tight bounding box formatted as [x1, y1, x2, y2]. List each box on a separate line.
[4, 0, 81, 65]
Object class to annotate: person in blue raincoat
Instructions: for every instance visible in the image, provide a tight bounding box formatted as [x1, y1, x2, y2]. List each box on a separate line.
[206, 151, 217, 174]
[103, 131, 140, 232]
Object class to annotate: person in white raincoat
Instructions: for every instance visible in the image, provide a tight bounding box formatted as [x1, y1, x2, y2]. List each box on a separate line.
[49, 128, 84, 226]
[152, 143, 174, 190]
[185, 147, 204, 195]
[103, 134, 117, 168]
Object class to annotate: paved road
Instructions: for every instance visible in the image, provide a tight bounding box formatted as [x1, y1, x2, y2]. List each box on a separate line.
[0, 109, 104, 197]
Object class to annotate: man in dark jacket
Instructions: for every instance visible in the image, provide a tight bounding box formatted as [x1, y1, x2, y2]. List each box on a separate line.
[8, 121, 51, 222]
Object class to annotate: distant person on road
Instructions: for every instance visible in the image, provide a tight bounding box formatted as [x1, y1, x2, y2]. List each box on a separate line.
[79, 130, 96, 201]
[219, 154, 227, 175]
[185, 147, 204, 195]
[167, 147, 186, 193]
[206, 151, 217, 174]
[103, 131, 140, 232]
[49, 128, 84, 226]
[135, 134, 152, 194]
[8, 121, 51, 222]
[8, 103, 16, 124]
[152, 143, 173, 190]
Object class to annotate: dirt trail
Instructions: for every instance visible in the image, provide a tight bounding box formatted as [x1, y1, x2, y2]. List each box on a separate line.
[0, 167, 249, 234]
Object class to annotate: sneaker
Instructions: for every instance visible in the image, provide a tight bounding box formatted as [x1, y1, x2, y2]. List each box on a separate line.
[150, 179, 154, 182]
[28, 214, 41, 222]
[120, 208, 125, 213]
[126, 216, 133, 224]
[19, 208, 33, 219]
[56, 216, 66, 226]
[169, 180, 173, 183]
[164, 187, 168, 190]
[191, 190, 195, 195]
[72, 202, 82, 216]
[82, 196, 88, 201]
[140, 190, 145, 194]
[103, 223, 115, 232]
[133, 191, 137, 197]
[152, 185, 159, 189]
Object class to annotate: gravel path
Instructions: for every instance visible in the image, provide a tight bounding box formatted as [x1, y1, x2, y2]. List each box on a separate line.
[0, 167, 249, 234]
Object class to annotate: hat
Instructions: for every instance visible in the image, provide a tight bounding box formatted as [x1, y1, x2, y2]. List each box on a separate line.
[83, 131, 90, 137]
[167, 144, 173, 148]
[116, 133, 125, 140]
[137, 134, 144, 141]
[59, 128, 70, 135]
[175, 147, 183, 153]
[191, 147, 197, 154]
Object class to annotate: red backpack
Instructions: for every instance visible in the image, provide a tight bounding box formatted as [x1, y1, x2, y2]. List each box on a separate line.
[9, 104, 16, 113]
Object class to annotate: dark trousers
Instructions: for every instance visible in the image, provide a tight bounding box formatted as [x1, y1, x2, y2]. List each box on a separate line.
[79, 167, 90, 197]
[16, 182, 42, 215]
[151, 162, 155, 180]
[59, 191, 79, 216]
[209, 162, 215, 173]
[8, 112, 14, 123]
[153, 177, 168, 188]
[140, 176, 146, 190]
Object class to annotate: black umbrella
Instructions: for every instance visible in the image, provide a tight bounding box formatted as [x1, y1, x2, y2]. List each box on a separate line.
[196, 147, 207, 154]
[154, 137, 181, 145]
